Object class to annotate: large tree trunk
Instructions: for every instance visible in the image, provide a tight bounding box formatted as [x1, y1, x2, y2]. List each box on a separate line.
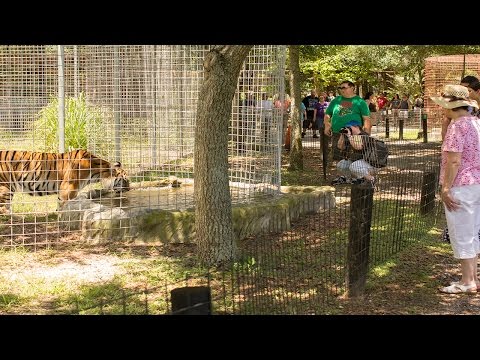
[288, 45, 303, 170]
[195, 45, 252, 267]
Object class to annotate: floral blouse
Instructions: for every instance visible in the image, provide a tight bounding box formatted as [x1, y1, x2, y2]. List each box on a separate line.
[440, 115, 480, 187]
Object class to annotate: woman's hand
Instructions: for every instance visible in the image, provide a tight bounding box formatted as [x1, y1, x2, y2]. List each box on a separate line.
[441, 188, 460, 212]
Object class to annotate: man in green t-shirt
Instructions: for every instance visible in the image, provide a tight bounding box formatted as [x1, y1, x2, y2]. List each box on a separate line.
[324, 81, 371, 161]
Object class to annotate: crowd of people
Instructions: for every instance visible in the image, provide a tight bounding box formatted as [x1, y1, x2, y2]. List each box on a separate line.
[299, 88, 424, 139]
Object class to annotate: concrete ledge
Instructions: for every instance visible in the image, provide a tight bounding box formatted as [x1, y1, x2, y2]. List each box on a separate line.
[61, 186, 335, 244]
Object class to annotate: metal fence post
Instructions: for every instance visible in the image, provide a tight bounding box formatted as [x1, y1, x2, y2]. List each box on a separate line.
[114, 45, 121, 162]
[57, 45, 65, 153]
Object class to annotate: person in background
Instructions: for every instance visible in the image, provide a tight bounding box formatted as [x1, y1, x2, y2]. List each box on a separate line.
[259, 93, 273, 143]
[414, 94, 424, 109]
[399, 94, 410, 110]
[300, 101, 307, 126]
[364, 91, 377, 125]
[441, 76, 480, 140]
[312, 94, 329, 138]
[363, 91, 377, 112]
[461, 75, 479, 91]
[377, 92, 389, 111]
[431, 84, 480, 294]
[324, 81, 371, 184]
[327, 91, 335, 102]
[462, 79, 480, 117]
[302, 90, 319, 138]
[389, 94, 401, 110]
[398, 94, 410, 121]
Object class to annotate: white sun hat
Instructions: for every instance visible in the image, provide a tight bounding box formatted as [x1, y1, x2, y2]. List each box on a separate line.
[430, 84, 479, 109]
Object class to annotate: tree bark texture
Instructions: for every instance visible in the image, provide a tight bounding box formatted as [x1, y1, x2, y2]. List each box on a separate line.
[288, 46, 303, 170]
[195, 45, 253, 267]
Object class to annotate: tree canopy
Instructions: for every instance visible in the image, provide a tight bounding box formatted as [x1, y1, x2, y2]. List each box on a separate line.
[297, 45, 480, 97]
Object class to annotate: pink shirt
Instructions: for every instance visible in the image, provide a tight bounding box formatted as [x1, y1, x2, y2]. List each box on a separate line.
[440, 115, 480, 187]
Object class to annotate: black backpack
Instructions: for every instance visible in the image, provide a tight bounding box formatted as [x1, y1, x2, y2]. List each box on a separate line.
[362, 136, 389, 168]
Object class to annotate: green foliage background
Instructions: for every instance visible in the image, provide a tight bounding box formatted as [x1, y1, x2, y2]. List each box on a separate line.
[297, 45, 480, 97]
[33, 93, 114, 155]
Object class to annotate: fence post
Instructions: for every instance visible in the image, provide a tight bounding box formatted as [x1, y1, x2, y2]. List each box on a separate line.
[385, 115, 389, 138]
[346, 183, 374, 297]
[398, 118, 404, 140]
[420, 171, 436, 215]
[114, 45, 121, 162]
[171, 286, 212, 315]
[57, 45, 65, 153]
[73, 45, 79, 99]
[422, 112, 428, 143]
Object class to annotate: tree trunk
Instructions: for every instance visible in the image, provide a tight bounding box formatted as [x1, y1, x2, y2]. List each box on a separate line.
[195, 45, 253, 267]
[288, 45, 303, 170]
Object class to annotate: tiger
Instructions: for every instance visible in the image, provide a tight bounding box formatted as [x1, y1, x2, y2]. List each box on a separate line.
[0, 149, 130, 212]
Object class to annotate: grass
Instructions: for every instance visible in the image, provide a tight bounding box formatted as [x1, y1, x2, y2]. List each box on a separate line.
[0, 244, 213, 314]
[387, 129, 422, 140]
[12, 193, 58, 215]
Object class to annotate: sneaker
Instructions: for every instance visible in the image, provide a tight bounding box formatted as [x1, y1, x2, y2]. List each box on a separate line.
[331, 176, 351, 185]
[442, 227, 450, 243]
[301, 132, 306, 138]
[351, 178, 366, 185]
[312, 134, 319, 138]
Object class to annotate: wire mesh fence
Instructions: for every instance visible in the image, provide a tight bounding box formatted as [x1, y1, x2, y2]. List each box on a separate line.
[222, 134, 442, 314]
[0, 45, 286, 248]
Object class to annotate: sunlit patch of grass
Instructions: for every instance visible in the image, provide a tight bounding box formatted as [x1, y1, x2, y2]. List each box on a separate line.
[0, 293, 23, 310]
[426, 243, 452, 255]
[12, 193, 58, 214]
[388, 129, 421, 140]
[371, 260, 396, 277]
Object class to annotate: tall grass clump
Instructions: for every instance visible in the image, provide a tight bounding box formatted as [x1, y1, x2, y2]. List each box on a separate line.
[32, 93, 114, 155]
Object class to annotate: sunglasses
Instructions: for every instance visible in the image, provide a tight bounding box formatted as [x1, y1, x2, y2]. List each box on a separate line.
[337, 86, 350, 90]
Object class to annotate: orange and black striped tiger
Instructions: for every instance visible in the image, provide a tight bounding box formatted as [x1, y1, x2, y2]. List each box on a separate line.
[0, 149, 130, 211]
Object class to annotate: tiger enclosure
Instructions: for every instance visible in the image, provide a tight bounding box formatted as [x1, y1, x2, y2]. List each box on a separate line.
[0, 45, 288, 248]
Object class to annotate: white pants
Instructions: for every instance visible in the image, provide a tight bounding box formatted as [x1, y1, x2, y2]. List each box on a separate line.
[337, 159, 375, 179]
[445, 184, 480, 259]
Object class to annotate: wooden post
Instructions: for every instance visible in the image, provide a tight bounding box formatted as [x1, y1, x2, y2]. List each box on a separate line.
[398, 118, 404, 140]
[171, 286, 212, 315]
[385, 116, 389, 138]
[420, 171, 436, 215]
[422, 112, 428, 143]
[346, 183, 374, 297]
[284, 124, 291, 151]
